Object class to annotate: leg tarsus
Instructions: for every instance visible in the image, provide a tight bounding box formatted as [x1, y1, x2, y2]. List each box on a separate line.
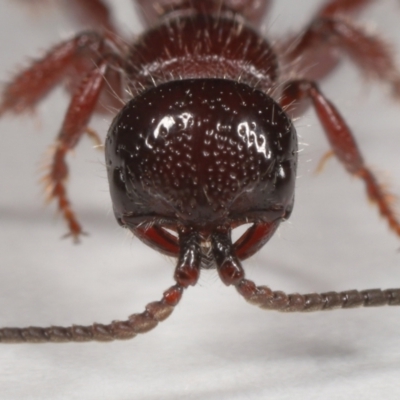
[357, 168, 400, 236]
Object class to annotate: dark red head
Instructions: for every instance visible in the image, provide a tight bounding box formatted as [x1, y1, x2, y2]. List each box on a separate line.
[106, 79, 297, 278]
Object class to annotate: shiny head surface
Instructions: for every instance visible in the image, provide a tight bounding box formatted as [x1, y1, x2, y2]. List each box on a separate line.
[106, 79, 297, 260]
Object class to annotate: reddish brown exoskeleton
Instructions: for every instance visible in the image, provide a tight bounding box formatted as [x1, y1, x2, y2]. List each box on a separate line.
[1, 0, 400, 343]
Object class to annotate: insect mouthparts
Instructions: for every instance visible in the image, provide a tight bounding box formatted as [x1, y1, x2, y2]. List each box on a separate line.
[1, 0, 400, 344]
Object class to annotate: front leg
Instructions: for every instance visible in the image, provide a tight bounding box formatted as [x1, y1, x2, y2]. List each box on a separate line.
[280, 79, 400, 238]
[0, 32, 123, 240]
[44, 55, 120, 240]
[67, 0, 118, 34]
[318, 0, 376, 17]
[282, 12, 400, 96]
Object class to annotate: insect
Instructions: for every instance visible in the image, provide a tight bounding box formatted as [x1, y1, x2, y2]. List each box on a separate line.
[1, 0, 400, 343]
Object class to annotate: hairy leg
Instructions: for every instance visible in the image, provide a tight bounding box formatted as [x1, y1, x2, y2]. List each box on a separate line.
[16, 0, 120, 34]
[280, 79, 400, 237]
[280, 3, 400, 96]
[0, 32, 124, 240]
[65, 0, 117, 33]
[317, 0, 375, 18]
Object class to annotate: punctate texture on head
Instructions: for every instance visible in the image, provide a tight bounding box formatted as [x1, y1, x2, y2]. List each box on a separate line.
[2, 0, 400, 345]
[106, 79, 297, 231]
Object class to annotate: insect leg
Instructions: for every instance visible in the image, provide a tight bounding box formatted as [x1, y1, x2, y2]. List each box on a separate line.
[283, 16, 400, 97]
[281, 79, 400, 237]
[317, 0, 376, 17]
[44, 54, 122, 241]
[65, 0, 118, 34]
[0, 32, 124, 240]
[0, 32, 113, 115]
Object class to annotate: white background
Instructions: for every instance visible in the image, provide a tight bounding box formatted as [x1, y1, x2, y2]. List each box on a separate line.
[1, 1, 400, 399]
